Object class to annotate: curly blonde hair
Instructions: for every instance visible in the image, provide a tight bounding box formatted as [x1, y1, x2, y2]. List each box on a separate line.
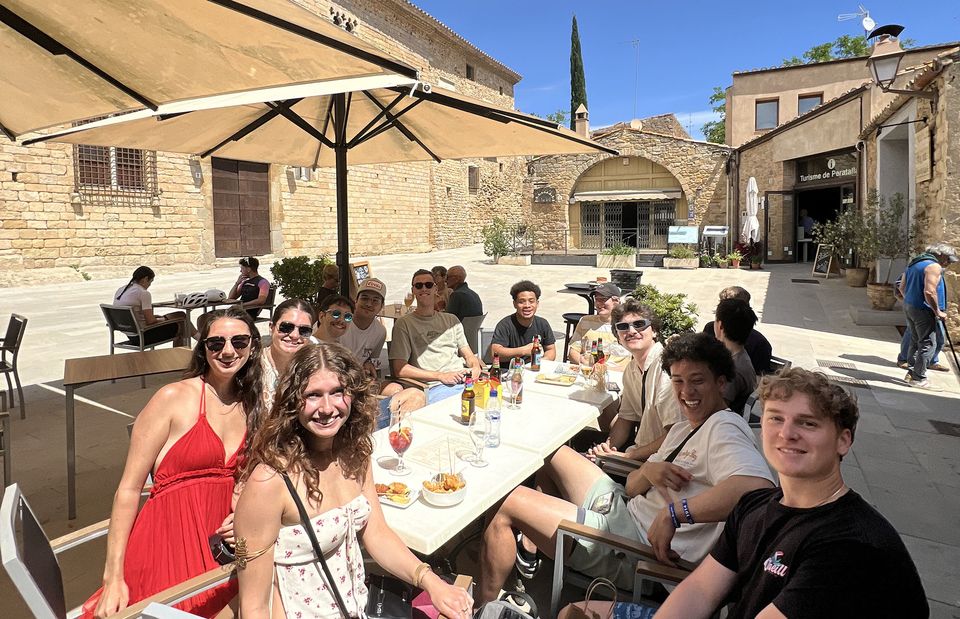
[241, 342, 377, 502]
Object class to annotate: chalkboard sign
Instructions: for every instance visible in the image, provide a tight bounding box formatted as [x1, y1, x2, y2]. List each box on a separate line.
[812, 244, 834, 278]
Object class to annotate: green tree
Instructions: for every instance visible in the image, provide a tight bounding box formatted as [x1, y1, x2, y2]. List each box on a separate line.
[569, 14, 587, 131]
[781, 34, 909, 66]
[546, 109, 569, 126]
[701, 86, 726, 144]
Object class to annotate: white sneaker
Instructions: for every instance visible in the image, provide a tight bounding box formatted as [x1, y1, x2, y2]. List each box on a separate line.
[905, 375, 943, 392]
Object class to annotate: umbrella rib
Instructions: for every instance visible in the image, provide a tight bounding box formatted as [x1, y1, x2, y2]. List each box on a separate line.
[0, 6, 158, 112]
[199, 99, 302, 159]
[351, 96, 423, 147]
[311, 97, 336, 168]
[347, 92, 407, 147]
[0, 120, 14, 142]
[206, 0, 418, 80]
[359, 93, 439, 162]
[266, 102, 335, 149]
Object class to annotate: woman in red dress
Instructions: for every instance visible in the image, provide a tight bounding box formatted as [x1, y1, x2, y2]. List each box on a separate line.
[86, 307, 263, 618]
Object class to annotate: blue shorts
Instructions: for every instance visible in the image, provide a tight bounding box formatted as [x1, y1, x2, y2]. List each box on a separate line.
[426, 383, 464, 405]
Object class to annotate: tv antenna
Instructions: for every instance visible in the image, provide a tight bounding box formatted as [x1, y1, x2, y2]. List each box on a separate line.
[837, 5, 876, 35]
[626, 39, 641, 120]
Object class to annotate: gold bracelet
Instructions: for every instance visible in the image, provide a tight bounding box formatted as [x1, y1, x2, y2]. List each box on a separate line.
[413, 562, 433, 588]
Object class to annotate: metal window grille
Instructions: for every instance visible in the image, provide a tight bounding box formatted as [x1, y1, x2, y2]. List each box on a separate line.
[468, 165, 480, 194]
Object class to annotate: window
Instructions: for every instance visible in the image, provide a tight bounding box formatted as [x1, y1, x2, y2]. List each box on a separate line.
[466, 63, 476, 81]
[74, 145, 155, 192]
[755, 99, 779, 130]
[438, 77, 457, 91]
[292, 166, 312, 181]
[798, 93, 823, 116]
[468, 165, 479, 194]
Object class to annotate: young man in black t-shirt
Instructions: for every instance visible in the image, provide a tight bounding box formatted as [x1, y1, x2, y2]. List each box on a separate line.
[655, 368, 928, 618]
[490, 280, 556, 368]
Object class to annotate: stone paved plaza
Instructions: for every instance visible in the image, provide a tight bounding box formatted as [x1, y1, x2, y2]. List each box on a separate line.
[1, 245, 958, 617]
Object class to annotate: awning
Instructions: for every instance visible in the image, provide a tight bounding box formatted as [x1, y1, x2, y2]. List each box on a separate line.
[572, 189, 682, 202]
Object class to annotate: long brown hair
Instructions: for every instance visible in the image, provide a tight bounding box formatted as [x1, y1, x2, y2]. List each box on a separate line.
[185, 307, 264, 432]
[242, 342, 376, 503]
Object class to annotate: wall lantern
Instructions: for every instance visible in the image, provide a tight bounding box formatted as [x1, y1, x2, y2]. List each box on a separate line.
[866, 25, 934, 99]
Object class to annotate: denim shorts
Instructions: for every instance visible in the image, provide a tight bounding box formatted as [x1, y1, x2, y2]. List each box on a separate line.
[613, 602, 658, 618]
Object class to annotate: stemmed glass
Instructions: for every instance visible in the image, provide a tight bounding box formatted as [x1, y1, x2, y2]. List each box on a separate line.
[466, 411, 490, 468]
[580, 353, 595, 387]
[388, 410, 413, 476]
[403, 292, 415, 313]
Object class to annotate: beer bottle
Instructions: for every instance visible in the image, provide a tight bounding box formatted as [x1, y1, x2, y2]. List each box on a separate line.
[590, 340, 599, 364]
[530, 335, 542, 372]
[596, 339, 605, 364]
[460, 378, 476, 424]
[490, 354, 502, 382]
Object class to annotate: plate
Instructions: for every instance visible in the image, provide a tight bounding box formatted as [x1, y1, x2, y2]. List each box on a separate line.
[535, 373, 577, 386]
[375, 481, 419, 509]
[553, 364, 581, 377]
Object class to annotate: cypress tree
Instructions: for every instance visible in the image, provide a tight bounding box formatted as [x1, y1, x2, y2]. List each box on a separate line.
[569, 14, 587, 131]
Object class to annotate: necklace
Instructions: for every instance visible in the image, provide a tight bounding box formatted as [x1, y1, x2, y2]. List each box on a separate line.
[813, 484, 847, 507]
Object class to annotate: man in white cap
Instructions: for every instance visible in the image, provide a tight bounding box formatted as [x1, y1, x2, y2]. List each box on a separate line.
[341, 277, 388, 378]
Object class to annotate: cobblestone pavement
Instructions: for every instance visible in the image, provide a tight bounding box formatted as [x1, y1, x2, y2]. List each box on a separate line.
[1, 245, 958, 617]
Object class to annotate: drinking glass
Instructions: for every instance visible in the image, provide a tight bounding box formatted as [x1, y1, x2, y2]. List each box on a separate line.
[403, 292, 415, 313]
[394, 301, 402, 318]
[580, 355, 594, 387]
[467, 411, 490, 467]
[507, 369, 523, 410]
[388, 410, 413, 476]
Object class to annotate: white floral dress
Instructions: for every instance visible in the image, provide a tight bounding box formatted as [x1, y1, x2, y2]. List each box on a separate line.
[274, 494, 372, 618]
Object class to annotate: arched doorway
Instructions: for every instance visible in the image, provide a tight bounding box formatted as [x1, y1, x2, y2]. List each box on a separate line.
[569, 156, 687, 251]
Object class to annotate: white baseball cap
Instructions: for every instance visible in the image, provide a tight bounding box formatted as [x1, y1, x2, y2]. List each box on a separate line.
[357, 278, 387, 301]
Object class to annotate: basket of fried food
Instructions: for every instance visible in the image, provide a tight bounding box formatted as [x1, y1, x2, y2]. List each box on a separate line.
[375, 482, 414, 507]
[421, 472, 467, 507]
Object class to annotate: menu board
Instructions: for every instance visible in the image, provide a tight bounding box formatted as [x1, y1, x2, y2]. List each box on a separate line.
[812, 244, 834, 278]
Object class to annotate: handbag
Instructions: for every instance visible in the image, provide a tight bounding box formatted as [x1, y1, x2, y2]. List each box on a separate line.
[366, 572, 414, 619]
[474, 591, 539, 619]
[563, 578, 618, 619]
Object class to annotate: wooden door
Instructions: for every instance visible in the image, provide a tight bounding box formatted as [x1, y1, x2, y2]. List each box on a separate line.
[212, 158, 270, 257]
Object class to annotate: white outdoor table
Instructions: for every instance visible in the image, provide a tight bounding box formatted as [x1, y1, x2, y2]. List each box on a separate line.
[519, 360, 622, 410]
[372, 420, 541, 555]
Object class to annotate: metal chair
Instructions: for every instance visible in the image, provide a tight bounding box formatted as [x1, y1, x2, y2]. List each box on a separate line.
[1, 483, 236, 619]
[244, 283, 277, 324]
[562, 312, 586, 361]
[0, 403, 10, 488]
[100, 305, 181, 388]
[0, 313, 27, 420]
[460, 313, 487, 357]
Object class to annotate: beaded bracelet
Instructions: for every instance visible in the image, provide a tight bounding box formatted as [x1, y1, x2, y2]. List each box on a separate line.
[667, 502, 680, 528]
[682, 498, 695, 525]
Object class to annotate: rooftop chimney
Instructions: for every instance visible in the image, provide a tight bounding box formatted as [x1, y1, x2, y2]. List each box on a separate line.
[574, 104, 589, 137]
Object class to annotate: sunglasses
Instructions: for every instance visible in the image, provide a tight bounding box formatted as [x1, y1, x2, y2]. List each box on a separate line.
[277, 321, 313, 337]
[203, 334, 252, 352]
[413, 281, 435, 290]
[615, 319, 652, 332]
[327, 310, 353, 322]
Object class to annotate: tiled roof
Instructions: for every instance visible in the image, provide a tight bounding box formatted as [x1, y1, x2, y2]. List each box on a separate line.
[591, 121, 732, 150]
[400, 1, 522, 82]
[732, 41, 960, 76]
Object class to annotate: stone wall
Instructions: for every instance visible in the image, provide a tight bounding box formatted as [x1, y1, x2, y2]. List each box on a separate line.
[0, 0, 522, 284]
[522, 126, 731, 249]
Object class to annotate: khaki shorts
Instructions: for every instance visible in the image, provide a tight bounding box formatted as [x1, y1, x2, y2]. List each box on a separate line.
[567, 475, 646, 590]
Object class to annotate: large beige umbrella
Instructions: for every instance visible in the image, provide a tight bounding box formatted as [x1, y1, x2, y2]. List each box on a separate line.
[0, 0, 419, 139]
[27, 82, 618, 289]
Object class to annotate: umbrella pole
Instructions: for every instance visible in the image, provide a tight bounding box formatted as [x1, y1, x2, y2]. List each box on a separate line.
[333, 93, 351, 297]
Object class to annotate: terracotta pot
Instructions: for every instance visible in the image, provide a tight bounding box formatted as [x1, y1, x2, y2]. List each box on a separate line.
[845, 267, 869, 288]
[866, 282, 897, 311]
[731, 260, 741, 268]
[750, 262, 761, 269]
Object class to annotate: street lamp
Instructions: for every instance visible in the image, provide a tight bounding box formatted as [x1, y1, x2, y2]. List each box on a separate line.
[866, 25, 934, 99]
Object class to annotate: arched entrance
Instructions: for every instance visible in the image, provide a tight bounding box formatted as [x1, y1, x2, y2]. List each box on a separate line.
[569, 156, 687, 251]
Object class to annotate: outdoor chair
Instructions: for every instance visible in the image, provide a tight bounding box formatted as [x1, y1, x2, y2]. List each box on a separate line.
[562, 312, 586, 361]
[243, 283, 277, 325]
[460, 313, 487, 358]
[1, 404, 10, 488]
[0, 313, 27, 420]
[100, 304, 180, 388]
[551, 519, 698, 618]
[383, 340, 440, 401]
[1, 483, 236, 619]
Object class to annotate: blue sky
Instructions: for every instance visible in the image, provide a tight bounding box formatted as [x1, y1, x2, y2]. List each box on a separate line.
[413, 1, 959, 140]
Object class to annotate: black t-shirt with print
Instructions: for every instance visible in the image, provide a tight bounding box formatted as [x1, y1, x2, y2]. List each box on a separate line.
[491, 315, 556, 367]
[711, 487, 928, 618]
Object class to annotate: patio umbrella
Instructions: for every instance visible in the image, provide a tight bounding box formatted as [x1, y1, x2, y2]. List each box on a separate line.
[0, 0, 419, 139]
[25, 82, 618, 291]
[742, 176, 761, 243]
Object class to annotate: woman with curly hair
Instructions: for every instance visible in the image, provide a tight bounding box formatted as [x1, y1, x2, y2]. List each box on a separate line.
[234, 342, 473, 619]
[85, 307, 263, 618]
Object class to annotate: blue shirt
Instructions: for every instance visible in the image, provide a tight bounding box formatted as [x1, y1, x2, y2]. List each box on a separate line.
[903, 256, 945, 310]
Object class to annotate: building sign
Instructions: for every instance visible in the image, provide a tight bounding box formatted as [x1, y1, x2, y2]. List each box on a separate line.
[668, 226, 699, 244]
[533, 186, 557, 203]
[915, 128, 932, 183]
[796, 152, 857, 185]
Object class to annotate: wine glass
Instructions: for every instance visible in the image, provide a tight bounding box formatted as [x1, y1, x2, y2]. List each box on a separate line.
[403, 292, 415, 313]
[388, 410, 413, 476]
[580, 354, 594, 387]
[467, 411, 490, 467]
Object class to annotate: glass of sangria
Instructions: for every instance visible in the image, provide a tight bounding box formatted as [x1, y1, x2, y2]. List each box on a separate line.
[388, 410, 413, 476]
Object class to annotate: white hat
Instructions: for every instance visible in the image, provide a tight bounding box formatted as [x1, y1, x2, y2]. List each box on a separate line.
[357, 278, 387, 301]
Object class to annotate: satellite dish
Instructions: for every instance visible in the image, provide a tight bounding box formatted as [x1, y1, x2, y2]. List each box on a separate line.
[862, 16, 876, 32]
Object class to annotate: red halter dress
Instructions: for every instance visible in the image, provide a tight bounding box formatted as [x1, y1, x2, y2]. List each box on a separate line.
[82, 380, 244, 618]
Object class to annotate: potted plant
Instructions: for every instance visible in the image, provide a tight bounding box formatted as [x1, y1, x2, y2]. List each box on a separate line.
[812, 210, 867, 286]
[632, 284, 698, 338]
[748, 241, 763, 269]
[663, 245, 699, 269]
[270, 255, 332, 307]
[858, 191, 910, 311]
[728, 250, 743, 268]
[597, 242, 636, 269]
[714, 254, 729, 269]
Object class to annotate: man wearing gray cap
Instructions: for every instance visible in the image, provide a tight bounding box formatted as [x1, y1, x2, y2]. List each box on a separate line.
[899, 242, 958, 390]
[568, 282, 631, 370]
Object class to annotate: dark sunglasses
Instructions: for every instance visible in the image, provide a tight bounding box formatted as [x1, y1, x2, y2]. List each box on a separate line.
[327, 310, 353, 322]
[615, 319, 652, 332]
[277, 321, 313, 337]
[413, 281, 435, 290]
[203, 334, 252, 352]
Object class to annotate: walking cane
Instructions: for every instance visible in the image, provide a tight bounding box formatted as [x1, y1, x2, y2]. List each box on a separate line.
[941, 318, 960, 382]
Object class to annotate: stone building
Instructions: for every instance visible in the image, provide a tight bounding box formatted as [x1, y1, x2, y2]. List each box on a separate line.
[0, 0, 524, 283]
[523, 111, 732, 265]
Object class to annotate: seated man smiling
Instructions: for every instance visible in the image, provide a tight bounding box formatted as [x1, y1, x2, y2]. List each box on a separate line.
[476, 333, 774, 604]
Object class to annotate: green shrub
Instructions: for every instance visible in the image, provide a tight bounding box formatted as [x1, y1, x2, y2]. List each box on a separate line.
[270, 255, 331, 305]
[728, 250, 743, 261]
[668, 246, 696, 259]
[481, 217, 511, 261]
[602, 242, 635, 256]
[632, 283, 698, 339]
[714, 254, 728, 266]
